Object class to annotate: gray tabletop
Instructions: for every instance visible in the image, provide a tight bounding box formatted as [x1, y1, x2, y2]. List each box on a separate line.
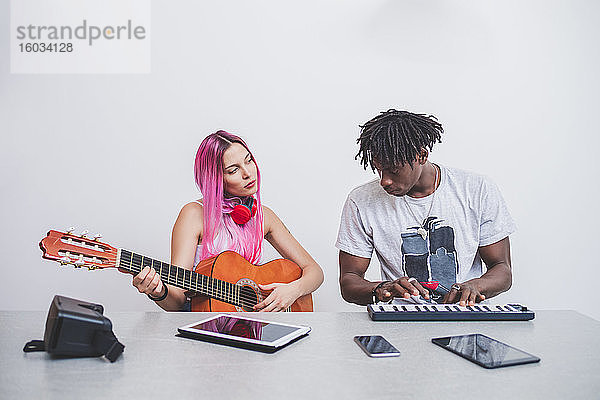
[1, 310, 598, 399]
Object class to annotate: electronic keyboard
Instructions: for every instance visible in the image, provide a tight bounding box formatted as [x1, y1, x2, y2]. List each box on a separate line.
[367, 303, 535, 321]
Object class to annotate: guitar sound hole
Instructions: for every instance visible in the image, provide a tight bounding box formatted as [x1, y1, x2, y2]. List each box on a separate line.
[239, 285, 258, 312]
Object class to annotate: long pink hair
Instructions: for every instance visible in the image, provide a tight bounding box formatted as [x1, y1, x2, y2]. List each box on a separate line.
[194, 131, 263, 264]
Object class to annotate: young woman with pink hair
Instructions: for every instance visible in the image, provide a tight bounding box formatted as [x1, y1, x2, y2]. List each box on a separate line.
[131, 131, 324, 311]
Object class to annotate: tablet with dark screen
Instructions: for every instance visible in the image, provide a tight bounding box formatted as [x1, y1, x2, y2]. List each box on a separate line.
[432, 334, 540, 369]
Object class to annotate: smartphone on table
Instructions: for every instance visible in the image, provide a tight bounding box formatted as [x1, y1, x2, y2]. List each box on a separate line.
[354, 335, 400, 358]
[431, 333, 540, 369]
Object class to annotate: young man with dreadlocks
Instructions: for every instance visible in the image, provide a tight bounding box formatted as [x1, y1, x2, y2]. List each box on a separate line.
[336, 110, 516, 306]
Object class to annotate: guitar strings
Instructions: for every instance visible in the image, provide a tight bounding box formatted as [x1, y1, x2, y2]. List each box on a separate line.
[123, 258, 273, 308]
[98, 250, 258, 306]
[76, 248, 290, 310]
[121, 255, 269, 300]
[92, 250, 258, 307]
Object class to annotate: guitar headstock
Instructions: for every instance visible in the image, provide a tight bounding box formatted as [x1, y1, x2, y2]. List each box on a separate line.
[39, 229, 118, 270]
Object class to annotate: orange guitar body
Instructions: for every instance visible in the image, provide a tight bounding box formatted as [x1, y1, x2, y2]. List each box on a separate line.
[191, 251, 313, 312]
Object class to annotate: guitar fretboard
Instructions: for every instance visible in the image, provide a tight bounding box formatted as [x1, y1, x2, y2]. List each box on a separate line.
[117, 249, 248, 308]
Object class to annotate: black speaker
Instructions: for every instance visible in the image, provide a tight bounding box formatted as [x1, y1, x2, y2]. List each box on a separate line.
[23, 295, 124, 362]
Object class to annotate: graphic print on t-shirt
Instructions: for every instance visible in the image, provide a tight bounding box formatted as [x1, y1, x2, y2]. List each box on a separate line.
[400, 216, 458, 289]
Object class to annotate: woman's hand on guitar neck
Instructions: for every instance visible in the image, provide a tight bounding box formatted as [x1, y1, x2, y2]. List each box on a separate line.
[132, 266, 166, 299]
[254, 282, 302, 312]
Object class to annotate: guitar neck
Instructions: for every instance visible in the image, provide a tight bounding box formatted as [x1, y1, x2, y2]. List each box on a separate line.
[117, 249, 242, 306]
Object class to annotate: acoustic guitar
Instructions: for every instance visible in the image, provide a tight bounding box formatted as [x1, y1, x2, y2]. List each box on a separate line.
[39, 229, 313, 312]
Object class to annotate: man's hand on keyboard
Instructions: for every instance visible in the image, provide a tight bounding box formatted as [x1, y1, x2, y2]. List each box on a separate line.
[443, 280, 485, 306]
[378, 277, 430, 302]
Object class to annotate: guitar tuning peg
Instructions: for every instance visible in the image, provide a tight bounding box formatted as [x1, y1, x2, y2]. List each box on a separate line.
[80, 230, 89, 238]
[93, 233, 103, 241]
[66, 227, 75, 234]
[74, 255, 85, 268]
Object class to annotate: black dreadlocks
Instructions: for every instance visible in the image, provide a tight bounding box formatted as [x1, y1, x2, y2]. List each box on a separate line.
[355, 109, 443, 171]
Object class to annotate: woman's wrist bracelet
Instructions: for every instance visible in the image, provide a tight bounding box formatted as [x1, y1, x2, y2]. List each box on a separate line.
[147, 284, 169, 302]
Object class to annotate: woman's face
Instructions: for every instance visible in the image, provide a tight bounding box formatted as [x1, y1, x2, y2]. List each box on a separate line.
[222, 142, 258, 197]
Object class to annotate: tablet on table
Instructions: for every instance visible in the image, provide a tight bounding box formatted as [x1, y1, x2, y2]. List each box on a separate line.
[177, 314, 311, 353]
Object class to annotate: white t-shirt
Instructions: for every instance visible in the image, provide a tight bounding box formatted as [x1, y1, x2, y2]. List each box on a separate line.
[335, 165, 516, 288]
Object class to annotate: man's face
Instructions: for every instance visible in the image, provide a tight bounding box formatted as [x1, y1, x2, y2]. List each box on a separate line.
[372, 158, 423, 197]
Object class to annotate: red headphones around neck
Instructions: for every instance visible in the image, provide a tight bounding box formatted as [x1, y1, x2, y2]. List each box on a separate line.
[229, 197, 257, 225]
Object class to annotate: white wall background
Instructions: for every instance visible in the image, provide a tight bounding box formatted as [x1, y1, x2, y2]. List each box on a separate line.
[1, 0, 599, 319]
